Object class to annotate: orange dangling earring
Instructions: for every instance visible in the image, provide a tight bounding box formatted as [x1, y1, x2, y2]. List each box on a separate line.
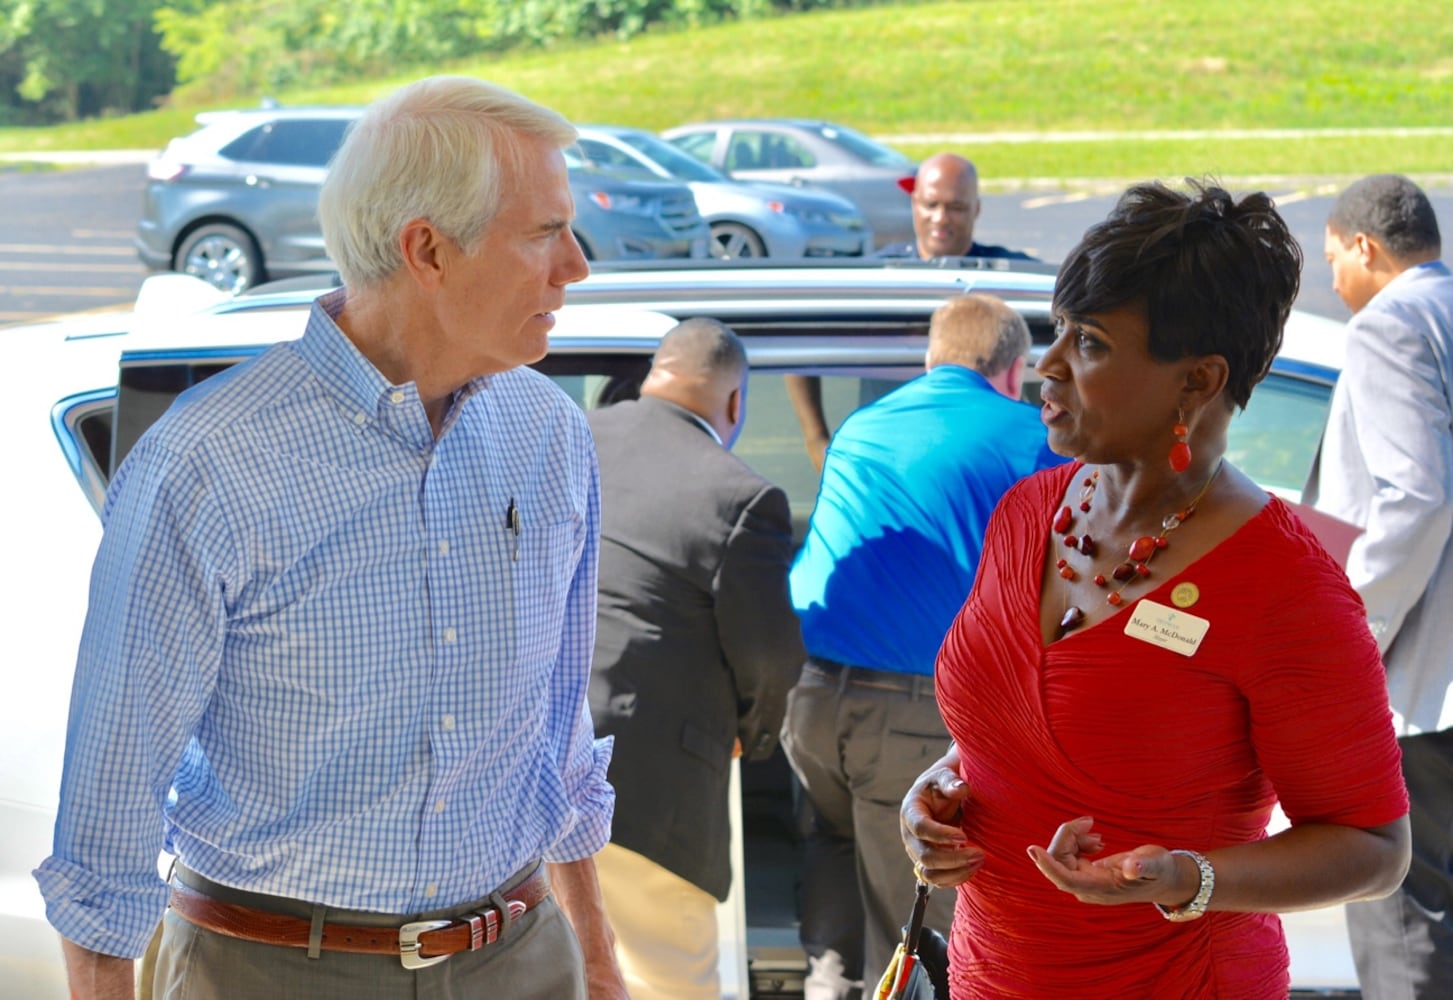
[1169, 409, 1192, 473]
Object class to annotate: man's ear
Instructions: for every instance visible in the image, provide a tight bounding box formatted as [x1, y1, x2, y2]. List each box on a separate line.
[1005, 355, 1026, 400]
[1354, 232, 1376, 265]
[399, 218, 447, 289]
[726, 385, 743, 426]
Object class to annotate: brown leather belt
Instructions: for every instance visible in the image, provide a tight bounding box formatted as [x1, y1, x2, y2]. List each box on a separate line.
[168, 865, 550, 970]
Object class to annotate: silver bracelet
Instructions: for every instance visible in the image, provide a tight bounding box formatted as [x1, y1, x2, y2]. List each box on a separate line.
[1154, 849, 1214, 922]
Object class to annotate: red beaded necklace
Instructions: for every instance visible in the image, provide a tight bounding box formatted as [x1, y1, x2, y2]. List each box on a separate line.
[1053, 462, 1223, 632]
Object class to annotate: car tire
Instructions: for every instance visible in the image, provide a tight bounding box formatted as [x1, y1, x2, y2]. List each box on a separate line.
[711, 222, 767, 259]
[175, 223, 265, 294]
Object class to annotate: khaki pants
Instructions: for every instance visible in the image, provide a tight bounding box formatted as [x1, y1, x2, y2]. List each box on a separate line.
[596, 841, 721, 1000]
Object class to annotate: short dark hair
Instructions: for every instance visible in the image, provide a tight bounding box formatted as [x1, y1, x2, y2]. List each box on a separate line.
[653, 316, 747, 379]
[1327, 173, 1441, 261]
[1052, 179, 1301, 410]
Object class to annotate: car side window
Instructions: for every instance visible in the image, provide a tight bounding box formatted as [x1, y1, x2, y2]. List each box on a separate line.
[726, 134, 765, 172]
[762, 135, 813, 169]
[1225, 371, 1333, 501]
[669, 131, 718, 164]
[734, 371, 908, 540]
[218, 124, 271, 163]
[220, 119, 351, 167]
[534, 359, 915, 545]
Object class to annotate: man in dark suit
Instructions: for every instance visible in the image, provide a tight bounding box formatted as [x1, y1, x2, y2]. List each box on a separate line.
[587, 317, 805, 1000]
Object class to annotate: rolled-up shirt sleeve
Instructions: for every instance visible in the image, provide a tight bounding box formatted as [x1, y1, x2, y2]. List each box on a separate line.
[34, 440, 231, 957]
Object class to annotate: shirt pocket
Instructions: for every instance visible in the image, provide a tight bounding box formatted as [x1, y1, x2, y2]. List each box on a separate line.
[513, 511, 583, 663]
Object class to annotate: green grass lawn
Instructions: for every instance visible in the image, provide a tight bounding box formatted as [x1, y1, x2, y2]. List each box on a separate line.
[2, 0, 1450, 184]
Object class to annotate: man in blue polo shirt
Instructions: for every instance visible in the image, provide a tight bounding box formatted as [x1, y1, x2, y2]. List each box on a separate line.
[782, 292, 1063, 1000]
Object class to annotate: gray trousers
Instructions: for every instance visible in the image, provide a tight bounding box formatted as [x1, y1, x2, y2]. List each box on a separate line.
[780, 658, 956, 999]
[1348, 729, 1453, 1000]
[151, 863, 586, 1000]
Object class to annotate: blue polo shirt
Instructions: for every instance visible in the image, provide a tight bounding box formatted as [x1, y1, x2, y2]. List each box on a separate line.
[790, 365, 1064, 675]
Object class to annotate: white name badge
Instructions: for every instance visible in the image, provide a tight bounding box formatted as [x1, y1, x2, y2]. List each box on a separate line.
[1123, 599, 1210, 657]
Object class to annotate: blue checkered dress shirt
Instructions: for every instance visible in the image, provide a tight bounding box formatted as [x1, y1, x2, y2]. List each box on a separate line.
[35, 289, 613, 958]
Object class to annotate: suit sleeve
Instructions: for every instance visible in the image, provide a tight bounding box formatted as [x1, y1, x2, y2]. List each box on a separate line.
[1341, 308, 1453, 651]
[713, 484, 805, 762]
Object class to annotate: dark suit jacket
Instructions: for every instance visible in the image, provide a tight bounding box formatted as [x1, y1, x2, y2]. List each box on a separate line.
[587, 396, 804, 900]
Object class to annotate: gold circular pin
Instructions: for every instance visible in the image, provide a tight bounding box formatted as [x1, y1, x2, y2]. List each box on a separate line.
[1171, 582, 1200, 608]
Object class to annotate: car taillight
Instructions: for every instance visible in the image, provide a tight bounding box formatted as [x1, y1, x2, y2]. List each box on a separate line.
[896, 175, 916, 195]
[147, 159, 188, 182]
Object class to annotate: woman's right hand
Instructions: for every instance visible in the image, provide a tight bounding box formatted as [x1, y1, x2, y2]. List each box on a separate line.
[900, 744, 984, 889]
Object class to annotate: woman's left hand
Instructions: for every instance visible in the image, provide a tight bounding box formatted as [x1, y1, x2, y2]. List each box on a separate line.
[1026, 816, 1188, 907]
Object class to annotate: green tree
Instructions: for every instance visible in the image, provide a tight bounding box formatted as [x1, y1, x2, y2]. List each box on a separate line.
[155, 0, 501, 99]
[0, 0, 172, 122]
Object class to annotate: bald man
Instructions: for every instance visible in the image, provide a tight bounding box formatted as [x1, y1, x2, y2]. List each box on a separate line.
[586, 318, 805, 1000]
[876, 152, 1036, 261]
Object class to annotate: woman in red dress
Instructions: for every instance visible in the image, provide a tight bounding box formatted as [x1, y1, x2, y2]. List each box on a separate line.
[899, 181, 1411, 999]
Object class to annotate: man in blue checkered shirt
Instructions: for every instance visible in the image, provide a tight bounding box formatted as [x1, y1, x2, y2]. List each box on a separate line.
[35, 77, 626, 1000]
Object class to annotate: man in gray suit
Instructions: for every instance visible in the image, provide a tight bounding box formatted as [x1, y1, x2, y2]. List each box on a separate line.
[587, 318, 805, 1000]
[1310, 173, 1453, 999]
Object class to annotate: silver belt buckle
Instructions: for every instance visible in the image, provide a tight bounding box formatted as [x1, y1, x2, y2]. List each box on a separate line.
[399, 919, 452, 970]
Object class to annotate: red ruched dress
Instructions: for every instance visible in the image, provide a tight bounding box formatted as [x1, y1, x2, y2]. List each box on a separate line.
[935, 463, 1408, 999]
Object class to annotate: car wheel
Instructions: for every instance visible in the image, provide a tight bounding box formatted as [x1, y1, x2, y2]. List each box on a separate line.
[175, 223, 265, 294]
[711, 222, 767, 259]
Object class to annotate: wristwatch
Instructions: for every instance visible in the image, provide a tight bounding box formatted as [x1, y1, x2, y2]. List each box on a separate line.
[1154, 849, 1215, 922]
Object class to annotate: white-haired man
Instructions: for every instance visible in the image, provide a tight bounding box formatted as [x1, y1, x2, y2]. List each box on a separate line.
[35, 76, 625, 999]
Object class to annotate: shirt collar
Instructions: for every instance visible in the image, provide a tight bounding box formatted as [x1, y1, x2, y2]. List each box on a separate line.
[292, 289, 397, 419]
[291, 288, 495, 440]
[647, 396, 723, 446]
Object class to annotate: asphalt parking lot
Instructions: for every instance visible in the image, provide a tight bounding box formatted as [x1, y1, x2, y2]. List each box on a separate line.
[2, 159, 1451, 325]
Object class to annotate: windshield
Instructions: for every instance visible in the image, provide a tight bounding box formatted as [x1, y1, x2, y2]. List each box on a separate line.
[616, 131, 727, 182]
[816, 122, 915, 167]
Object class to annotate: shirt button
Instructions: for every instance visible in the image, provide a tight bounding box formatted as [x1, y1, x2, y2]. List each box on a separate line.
[424, 883, 438, 898]
[443, 627, 457, 644]
[353, 412, 367, 425]
[438, 539, 450, 555]
[434, 799, 446, 813]
[441, 714, 456, 731]
[390, 390, 405, 404]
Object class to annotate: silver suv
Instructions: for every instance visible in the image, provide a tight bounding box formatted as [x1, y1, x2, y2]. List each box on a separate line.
[135, 107, 710, 293]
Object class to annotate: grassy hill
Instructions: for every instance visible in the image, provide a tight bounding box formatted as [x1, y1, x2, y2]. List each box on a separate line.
[2, 0, 1449, 184]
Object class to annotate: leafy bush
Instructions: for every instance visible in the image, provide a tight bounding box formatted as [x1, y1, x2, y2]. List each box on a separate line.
[0, 0, 865, 120]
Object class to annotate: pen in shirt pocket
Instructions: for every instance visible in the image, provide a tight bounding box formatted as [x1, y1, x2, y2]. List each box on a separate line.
[506, 497, 522, 561]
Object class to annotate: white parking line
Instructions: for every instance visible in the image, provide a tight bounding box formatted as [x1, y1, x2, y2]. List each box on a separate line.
[0, 260, 141, 273]
[0, 243, 136, 256]
[883, 126, 1453, 144]
[1269, 182, 1346, 206]
[0, 285, 136, 297]
[1022, 191, 1095, 210]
